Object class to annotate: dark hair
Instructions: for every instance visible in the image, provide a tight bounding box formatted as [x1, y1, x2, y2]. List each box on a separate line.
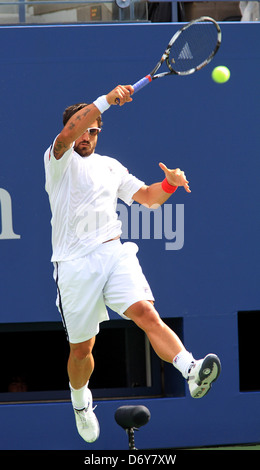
[62, 103, 103, 128]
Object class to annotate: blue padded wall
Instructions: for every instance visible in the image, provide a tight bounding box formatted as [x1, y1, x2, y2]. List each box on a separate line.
[0, 21, 259, 449]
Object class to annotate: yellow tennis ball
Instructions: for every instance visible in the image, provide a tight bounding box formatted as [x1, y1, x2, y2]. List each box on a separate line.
[211, 66, 230, 84]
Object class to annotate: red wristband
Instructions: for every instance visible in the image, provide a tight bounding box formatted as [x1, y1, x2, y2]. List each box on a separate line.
[161, 178, 178, 194]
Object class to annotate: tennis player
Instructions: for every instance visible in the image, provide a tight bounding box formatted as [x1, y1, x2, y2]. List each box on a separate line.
[44, 84, 221, 443]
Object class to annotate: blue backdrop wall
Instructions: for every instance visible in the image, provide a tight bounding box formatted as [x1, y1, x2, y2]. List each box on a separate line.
[0, 21, 259, 450]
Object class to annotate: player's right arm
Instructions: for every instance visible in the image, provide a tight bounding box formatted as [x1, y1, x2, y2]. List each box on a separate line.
[53, 103, 101, 160]
[53, 85, 133, 160]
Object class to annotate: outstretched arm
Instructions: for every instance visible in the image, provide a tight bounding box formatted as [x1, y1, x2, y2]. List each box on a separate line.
[53, 85, 134, 160]
[133, 162, 191, 208]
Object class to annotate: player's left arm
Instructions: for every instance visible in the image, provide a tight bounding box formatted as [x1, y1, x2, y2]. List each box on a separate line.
[132, 162, 191, 208]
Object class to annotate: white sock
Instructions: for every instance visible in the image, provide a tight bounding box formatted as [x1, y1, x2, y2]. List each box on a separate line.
[173, 350, 195, 379]
[69, 381, 89, 410]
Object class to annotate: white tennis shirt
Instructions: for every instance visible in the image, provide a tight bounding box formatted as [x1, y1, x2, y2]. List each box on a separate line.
[44, 140, 144, 262]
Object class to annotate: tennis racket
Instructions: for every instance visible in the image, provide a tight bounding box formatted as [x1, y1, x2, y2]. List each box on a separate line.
[119, 16, 221, 100]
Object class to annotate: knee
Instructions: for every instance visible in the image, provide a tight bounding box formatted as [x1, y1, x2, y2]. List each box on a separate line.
[126, 301, 161, 331]
[70, 338, 95, 361]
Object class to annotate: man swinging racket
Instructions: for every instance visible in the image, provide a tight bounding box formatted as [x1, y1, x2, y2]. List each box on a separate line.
[44, 85, 221, 443]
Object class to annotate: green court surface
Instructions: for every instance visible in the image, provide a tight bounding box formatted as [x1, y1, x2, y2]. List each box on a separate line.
[190, 444, 260, 450]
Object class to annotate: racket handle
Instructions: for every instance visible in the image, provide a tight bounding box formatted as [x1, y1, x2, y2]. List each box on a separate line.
[115, 75, 152, 104]
[133, 75, 152, 94]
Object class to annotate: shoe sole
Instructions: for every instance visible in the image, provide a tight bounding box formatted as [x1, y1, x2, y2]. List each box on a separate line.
[192, 354, 221, 399]
[74, 408, 100, 443]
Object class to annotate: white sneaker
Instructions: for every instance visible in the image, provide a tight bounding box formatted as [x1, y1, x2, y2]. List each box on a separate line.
[187, 354, 221, 399]
[73, 388, 100, 443]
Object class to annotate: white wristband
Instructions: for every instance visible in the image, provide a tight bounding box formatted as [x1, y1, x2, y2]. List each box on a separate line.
[93, 95, 110, 113]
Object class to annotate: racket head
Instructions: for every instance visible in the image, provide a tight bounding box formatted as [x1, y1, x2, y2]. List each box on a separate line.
[166, 16, 221, 76]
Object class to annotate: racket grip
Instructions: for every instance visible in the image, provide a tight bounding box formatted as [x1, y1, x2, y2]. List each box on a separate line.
[115, 75, 152, 104]
[133, 75, 152, 94]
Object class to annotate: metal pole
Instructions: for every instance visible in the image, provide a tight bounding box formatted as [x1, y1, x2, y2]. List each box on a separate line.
[18, 0, 26, 22]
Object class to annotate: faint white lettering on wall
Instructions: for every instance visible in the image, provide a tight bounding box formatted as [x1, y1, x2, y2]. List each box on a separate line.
[0, 188, 21, 239]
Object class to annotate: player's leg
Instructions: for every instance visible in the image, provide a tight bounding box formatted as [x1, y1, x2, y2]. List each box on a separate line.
[68, 337, 100, 443]
[53, 253, 110, 443]
[104, 240, 221, 399]
[125, 300, 221, 398]
[68, 337, 96, 391]
[125, 300, 185, 362]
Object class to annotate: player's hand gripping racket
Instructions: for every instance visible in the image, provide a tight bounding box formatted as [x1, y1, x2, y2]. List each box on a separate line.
[117, 16, 221, 102]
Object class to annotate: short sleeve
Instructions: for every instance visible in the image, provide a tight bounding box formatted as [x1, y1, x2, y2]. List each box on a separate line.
[117, 168, 145, 206]
[44, 135, 74, 181]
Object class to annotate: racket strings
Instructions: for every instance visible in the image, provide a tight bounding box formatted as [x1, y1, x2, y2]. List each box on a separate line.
[168, 22, 220, 73]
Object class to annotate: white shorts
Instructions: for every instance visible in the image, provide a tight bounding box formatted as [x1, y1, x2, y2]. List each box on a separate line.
[53, 240, 154, 343]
